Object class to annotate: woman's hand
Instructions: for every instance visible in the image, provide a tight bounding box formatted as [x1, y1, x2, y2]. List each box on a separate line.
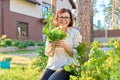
[47, 41, 56, 57]
[55, 40, 73, 57]
[54, 40, 66, 48]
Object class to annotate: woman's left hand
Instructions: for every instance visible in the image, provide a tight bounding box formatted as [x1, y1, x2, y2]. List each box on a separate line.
[55, 40, 67, 48]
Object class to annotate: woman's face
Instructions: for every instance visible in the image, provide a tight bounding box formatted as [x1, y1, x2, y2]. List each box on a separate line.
[58, 12, 71, 28]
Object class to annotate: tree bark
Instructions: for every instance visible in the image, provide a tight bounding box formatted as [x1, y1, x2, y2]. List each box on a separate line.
[51, 0, 56, 14]
[76, 0, 94, 43]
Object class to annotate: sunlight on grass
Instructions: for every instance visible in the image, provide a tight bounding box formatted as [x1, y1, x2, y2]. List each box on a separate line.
[0, 53, 31, 67]
[0, 65, 40, 80]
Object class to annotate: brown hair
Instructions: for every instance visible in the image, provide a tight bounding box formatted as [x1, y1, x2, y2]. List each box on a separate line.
[53, 8, 73, 27]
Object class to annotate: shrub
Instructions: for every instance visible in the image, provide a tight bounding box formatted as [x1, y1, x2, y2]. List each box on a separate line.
[3, 39, 12, 46]
[30, 45, 47, 72]
[68, 41, 120, 80]
[0, 34, 13, 47]
[36, 41, 45, 46]
[30, 56, 47, 72]
[13, 40, 20, 47]
[24, 40, 35, 46]
[109, 38, 117, 43]
[18, 40, 35, 48]
[0, 41, 5, 47]
[104, 43, 114, 48]
[18, 41, 28, 48]
[37, 45, 45, 57]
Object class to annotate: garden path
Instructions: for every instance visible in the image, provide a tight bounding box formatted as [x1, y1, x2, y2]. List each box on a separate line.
[7, 52, 38, 58]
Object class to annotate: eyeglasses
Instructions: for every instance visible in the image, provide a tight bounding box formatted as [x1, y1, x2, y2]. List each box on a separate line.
[58, 16, 70, 20]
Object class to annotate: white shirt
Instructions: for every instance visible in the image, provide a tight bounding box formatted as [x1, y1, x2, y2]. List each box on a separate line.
[45, 27, 82, 70]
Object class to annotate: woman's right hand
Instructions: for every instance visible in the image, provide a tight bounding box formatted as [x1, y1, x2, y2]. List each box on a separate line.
[47, 41, 57, 57]
[51, 41, 56, 49]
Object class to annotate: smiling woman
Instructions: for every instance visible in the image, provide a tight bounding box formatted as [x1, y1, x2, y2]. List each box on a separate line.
[40, 8, 82, 80]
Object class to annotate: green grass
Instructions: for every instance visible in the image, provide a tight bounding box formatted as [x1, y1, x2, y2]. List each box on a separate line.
[0, 54, 31, 66]
[0, 65, 40, 80]
[0, 49, 38, 66]
[0, 49, 41, 80]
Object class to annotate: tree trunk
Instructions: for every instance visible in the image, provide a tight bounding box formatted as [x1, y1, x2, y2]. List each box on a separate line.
[51, 0, 56, 14]
[111, 0, 118, 29]
[76, 0, 94, 43]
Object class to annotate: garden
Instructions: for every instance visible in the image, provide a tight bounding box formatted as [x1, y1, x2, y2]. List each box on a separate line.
[1, 9, 120, 80]
[0, 32, 120, 80]
[0, 34, 46, 80]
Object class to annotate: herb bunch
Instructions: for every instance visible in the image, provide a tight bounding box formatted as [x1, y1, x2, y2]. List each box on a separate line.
[42, 9, 67, 42]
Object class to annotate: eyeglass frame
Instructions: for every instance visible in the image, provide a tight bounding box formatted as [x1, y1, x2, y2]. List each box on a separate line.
[58, 16, 70, 20]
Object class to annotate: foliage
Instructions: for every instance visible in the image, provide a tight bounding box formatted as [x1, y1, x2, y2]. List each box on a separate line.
[3, 39, 12, 46]
[0, 65, 40, 80]
[100, 43, 114, 48]
[104, 0, 120, 29]
[30, 56, 47, 72]
[42, 9, 67, 42]
[64, 63, 78, 77]
[64, 40, 120, 80]
[0, 34, 12, 47]
[64, 42, 89, 79]
[79, 40, 120, 80]
[18, 40, 35, 48]
[36, 45, 45, 57]
[30, 45, 48, 72]
[13, 40, 21, 47]
[109, 38, 117, 43]
[36, 41, 45, 46]
[0, 35, 35, 48]
[2, 57, 12, 62]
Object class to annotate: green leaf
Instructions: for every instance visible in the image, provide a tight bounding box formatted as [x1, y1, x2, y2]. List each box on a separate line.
[64, 65, 71, 72]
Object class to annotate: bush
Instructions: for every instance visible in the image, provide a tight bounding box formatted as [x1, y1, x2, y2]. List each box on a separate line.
[18, 40, 35, 48]
[18, 41, 28, 48]
[37, 45, 45, 57]
[13, 40, 20, 47]
[36, 41, 45, 46]
[24, 40, 35, 46]
[3, 39, 12, 46]
[30, 45, 47, 72]
[0, 35, 13, 47]
[109, 38, 117, 43]
[30, 56, 47, 72]
[104, 43, 114, 48]
[0, 41, 5, 47]
[69, 41, 120, 80]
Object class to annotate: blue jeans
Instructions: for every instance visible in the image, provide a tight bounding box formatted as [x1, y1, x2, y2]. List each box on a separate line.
[40, 68, 70, 80]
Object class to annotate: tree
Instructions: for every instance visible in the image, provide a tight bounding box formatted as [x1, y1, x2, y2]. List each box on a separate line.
[76, 0, 94, 43]
[104, 0, 120, 29]
[51, 0, 56, 14]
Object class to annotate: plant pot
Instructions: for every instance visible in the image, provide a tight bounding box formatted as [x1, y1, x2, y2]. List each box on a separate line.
[0, 61, 10, 69]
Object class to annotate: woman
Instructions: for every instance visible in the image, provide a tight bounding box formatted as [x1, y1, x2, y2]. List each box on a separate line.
[40, 8, 82, 80]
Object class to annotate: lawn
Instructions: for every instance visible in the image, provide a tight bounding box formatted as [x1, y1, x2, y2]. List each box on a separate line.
[0, 50, 37, 66]
[0, 50, 41, 80]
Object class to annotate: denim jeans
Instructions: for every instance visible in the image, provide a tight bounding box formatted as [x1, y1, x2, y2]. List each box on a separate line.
[40, 68, 70, 80]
